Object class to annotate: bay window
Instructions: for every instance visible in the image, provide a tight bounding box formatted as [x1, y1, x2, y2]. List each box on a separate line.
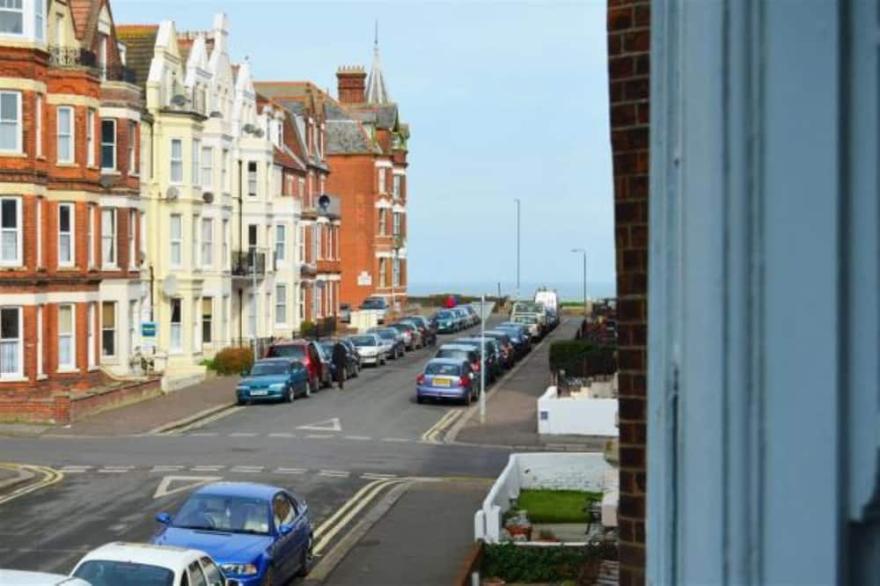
[36, 94, 42, 157]
[102, 302, 116, 358]
[169, 298, 181, 351]
[201, 217, 213, 267]
[0, 0, 23, 35]
[170, 139, 183, 183]
[101, 119, 115, 170]
[201, 298, 212, 345]
[128, 209, 136, 268]
[275, 224, 285, 262]
[170, 214, 182, 266]
[58, 202, 74, 267]
[0, 307, 21, 378]
[248, 162, 257, 196]
[0, 197, 20, 265]
[87, 204, 95, 268]
[86, 109, 95, 166]
[0, 91, 20, 153]
[201, 145, 212, 190]
[58, 304, 75, 370]
[192, 139, 200, 187]
[57, 106, 74, 164]
[275, 284, 287, 325]
[87, 303, 95, 368]
[101, 208, 116, 267]
[128, 121, 137, 174]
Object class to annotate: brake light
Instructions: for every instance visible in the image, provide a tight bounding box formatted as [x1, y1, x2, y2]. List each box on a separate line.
[417, 374, 425, 384]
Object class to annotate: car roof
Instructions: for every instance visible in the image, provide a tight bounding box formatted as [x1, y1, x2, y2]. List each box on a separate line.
[426, 358, 468, 367]
[271, 339, 311, 346]
[193, 481, 283, 500]
[439, 344, 477, 352]
[0, 570, 90, 585]
[75, 542, 204, 568]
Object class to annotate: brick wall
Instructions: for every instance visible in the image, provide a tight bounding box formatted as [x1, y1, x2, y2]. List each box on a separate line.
[607, 1, 650, 584]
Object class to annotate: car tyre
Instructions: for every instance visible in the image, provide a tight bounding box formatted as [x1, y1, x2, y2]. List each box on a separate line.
[296, 537, 313, 577]
[304, 381, 312, 398]
[236, 397, 247, 406]
[285, 386, 294, 403]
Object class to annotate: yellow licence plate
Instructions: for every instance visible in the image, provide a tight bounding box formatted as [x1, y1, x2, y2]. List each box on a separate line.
[433, 378, 452, 387]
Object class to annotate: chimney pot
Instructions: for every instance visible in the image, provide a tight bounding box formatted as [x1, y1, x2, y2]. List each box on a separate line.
[336, 66, 367, 104]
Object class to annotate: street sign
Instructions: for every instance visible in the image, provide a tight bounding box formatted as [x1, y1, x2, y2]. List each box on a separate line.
[141, 321, 157, 338]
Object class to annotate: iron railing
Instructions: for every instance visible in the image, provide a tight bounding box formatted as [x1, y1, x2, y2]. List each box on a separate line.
[49, 47, 97, 69]
[231, 250, 266, 278]
[105, 64, 137, 84]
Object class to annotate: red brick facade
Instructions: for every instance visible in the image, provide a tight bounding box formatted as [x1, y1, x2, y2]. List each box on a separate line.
[608, 1, 650, 583]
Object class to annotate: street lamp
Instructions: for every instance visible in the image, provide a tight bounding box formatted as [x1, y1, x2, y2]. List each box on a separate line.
[514, 198, 521, 301]
[391, 235, 403, 313]
[571, 248, 587, 318]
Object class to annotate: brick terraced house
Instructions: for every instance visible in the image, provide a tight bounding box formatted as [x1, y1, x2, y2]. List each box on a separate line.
[0, 0, 155, 423]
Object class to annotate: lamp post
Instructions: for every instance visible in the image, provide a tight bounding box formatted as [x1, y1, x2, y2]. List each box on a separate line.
[479, 293, 486, 424]
[515, 198, 521, 302]
[571, 248, 587, 317]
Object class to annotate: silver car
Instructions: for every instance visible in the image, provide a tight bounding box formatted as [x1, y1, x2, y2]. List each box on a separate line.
[350, 333, 388, 366]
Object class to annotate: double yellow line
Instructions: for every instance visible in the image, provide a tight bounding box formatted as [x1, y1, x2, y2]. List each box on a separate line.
[0, 463, 63, 506]
[312, 477, 407, 555]
[421, 409, 464, 444]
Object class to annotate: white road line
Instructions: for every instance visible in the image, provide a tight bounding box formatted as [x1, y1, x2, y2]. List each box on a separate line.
[59, 465, 92, 472]
[305, 434, 334, 439]
[268, 432, 296, 438]
[275, 467, 307, 475]
[360, 473, 398, 480]
[230, 466, 264, 473]
[188, 432, 219, 437]
[191, 465, 225, 472]
[151, 465, 184, 472]
[229, 432, 258, 438]
[98, 467, 133, 474]
[381, 437, 412, 443]
[318, 470, 350, 478]
[343, 435, 372, 441]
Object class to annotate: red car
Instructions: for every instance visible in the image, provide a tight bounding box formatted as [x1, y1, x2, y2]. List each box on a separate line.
[266, 340, 332, 391]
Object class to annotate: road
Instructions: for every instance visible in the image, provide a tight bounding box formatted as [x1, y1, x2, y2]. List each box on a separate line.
[0, 320, 516, 578]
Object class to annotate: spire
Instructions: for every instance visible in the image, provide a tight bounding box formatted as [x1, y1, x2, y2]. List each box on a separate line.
[365, 21, 390, 104]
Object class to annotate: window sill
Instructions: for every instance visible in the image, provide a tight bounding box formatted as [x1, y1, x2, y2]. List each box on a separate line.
[57, 367, 79, 374]
[102, 266, 120, 271]
[57, 162, 78, 168]
[0, 265, 23, 270]
[36, 374, 48, 381]
[57, 265, 78, 271]
[0, 376, 28, 383]
[87, 366, 100, 372]
[0, 151, 26, 159]
[102, 357, 118, 365]
[101, 169, 120, 175]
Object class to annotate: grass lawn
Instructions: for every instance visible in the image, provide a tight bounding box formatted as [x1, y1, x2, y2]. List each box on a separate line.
[516, 489, 602, 524]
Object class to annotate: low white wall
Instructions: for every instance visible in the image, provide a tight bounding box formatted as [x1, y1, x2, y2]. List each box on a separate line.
[351, 311, 379, 332]
[537, 386, 618, 437]
[474, 452, 613, 543]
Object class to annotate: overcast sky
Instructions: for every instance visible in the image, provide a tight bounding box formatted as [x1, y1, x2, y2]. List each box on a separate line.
[112, 0, 614, 297]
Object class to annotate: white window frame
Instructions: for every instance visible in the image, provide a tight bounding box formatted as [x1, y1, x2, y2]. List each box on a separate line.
[201, 297, 212, 345]
[247, 293, 256, 338]
[201, 217, 213, 268]
[0, 196, 21, 266]
[36, 304, 44, 376]
[170, 138, 183, 184]
[101, 208, 116, 268]
[129, 300, 137, 355]
[87, 204, 95, 268]
[58, 202, 74, 267]
[35, 197, 42, 268]
[86, 109, 95, 167]
[128, 120, 137, 175]
[275, 224, 285, 262]
[34, 0, 44, 41]
[378, 167, 386, 193]
[222, 219, 229, 269]
[248, 161, 257, 196]
[192, 298, 200, 352]
[200, 145, 212, 190]
[393, 174, 401, 199]
[192, 139, 201, 187]
[393, 212, 401, 236]
[0, 90, 20, 153]
[275, 284, 287, 326]
[222, 148, 229, 193]
[100, 118, 116, 171]
[56, 105, 74, 164]
[0, 306, 22, 379]
[0, 1, 24, 37]
[128, 208, 136, 269]
[57, 304, 76, 371]
[170, 214, 182, 267]
[87, 303, 95, 368]
[35, 94, 43, 157]
[299, 284, 306, 321]
[378, 208, 387, 236]
[192, 215, 199, 268]
[297, 225, 305, 263]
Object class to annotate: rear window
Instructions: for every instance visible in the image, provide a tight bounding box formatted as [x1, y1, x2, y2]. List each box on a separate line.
[437, 349, 469, 361]
[351, 336, 376, 346]
[267, 345, 305, 359]
[250, 362, 289, 376]
[436, 311, 453, 319]
[426, 363, 462, 376]
[74, 561, 174, 586]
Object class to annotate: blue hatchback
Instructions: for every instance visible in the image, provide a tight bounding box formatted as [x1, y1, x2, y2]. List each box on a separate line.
[236, 359, 310, 405]
[416, 358, 476, 405]
[153, 482, 312, 585]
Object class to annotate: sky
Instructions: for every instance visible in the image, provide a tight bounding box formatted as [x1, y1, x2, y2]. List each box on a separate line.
[112, 0, 615, 299]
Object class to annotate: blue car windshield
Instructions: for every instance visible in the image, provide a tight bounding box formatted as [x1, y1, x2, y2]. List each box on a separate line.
[74, 561, 174, 586]
[437, 349, 470, 362]
[250, 362, 289, 376]
[426, 363, 462, 376]
[173, 494, 271, 535]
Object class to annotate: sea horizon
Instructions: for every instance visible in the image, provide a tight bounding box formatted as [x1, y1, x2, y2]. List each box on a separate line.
[406, 280, 617, 301]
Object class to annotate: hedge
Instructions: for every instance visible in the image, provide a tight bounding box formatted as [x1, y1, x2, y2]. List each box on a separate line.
[549, 340, 617, 377]
[482, 542, 617, 583]
[212, 347, 254, 376]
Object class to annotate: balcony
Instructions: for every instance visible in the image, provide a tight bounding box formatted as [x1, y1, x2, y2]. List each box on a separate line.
[231, 250, 267, 279]
[49, 47, 97, 69]
[105, 64, 137, 84]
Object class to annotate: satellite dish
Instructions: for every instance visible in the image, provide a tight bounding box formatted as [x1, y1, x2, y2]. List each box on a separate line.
[242, 123, 256, 134]
[171, 94, 188, 107]
[162, 275, 178, 297]
[318, 194, 331, 211]
[254, 128, 265, 138]
[166, 186, 179, 200]
[202, 191, 214, 204]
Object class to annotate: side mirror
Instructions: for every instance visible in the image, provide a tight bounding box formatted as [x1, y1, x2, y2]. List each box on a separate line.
[278, 524, 293, 536]
[156, 512, 172, 525]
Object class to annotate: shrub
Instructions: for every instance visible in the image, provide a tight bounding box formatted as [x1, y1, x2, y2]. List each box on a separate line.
[482, 542, 615, 583]
[299, 320, 317, 338]
[212, 347, 254, 376]
[549, 340, 617, 377]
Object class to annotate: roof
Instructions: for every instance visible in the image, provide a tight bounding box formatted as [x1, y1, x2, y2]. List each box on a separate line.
[75, 542, 202, 568]
[326, 120, 375, 155]
[116, 25, 159, 89]
[69, 0, 97, 41]
[194, 481, 283, 500]
[365, 42, 391, 104]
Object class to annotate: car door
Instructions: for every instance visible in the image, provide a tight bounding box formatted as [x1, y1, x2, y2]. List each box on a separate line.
[272, 492, 299, 579]
[198, 556, 224, 586]
[185, 560, 208, 586]
[286, 492, 310, 569]
[290, 362, 307, 395]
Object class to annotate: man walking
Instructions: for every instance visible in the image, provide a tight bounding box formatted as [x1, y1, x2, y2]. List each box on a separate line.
[332, 341, 348, 389]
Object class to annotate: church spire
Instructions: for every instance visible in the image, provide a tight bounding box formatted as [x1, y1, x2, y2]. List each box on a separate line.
[366, 21, 391, 104]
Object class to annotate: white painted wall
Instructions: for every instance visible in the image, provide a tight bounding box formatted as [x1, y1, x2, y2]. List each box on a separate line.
[537, 386, 618, 437]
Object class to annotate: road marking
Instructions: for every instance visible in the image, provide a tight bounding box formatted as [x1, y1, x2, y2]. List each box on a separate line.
[59, 465, 92, 473]
[191, 465, 225, 472]
[381, 437, 411, 443]
[151, 465, 185, 472]
[0, 463, 63, 506]
[360, 473, 398, 480]
[343, 435, 371, 441]
[98, 466, 133, 474]
[275, 467, 307, 475]
[230, 465, 264, 473]
[305, 434, 334, 439]
[153, 475, 223, 499]
[268, 432, 296, 438]
[420, 409, 460, 443]
[312, 479, 390, 542]
[188, 432, 219, 438]
[318, 470, 350, 478]
[229, 432, 258, 438]
[297, 417, 342, 432]
[150, 404, 243, 435]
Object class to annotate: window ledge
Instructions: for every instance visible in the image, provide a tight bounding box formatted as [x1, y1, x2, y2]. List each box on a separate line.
[0, 376, 27, 383]
[101, 169, 120, 175]
[102, 266, 120, 271]
[57, 162, 78, 168]
[87, 366, 100, 372]
[57, 367, 79, 374]
[0, 151, 26, 159]
[36, 374, 48, 381]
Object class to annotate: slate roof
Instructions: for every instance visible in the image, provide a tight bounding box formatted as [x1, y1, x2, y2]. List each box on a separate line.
[326, 120, 375, 155]
[116, 25, 159, 89]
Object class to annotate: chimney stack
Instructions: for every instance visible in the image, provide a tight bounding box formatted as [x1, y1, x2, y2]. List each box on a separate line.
[336, 65, 366, 104]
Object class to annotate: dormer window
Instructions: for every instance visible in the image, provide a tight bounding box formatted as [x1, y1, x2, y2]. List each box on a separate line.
[0, 0, 23, 35]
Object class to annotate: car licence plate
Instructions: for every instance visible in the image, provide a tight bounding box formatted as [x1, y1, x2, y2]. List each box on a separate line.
[433, 378, 452, 387]
[250, 390, 268, 396]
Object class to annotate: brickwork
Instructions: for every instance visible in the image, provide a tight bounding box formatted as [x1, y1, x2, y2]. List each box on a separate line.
[608, 1, 650, 583]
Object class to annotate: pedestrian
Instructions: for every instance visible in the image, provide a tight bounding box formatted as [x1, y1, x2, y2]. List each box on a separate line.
[332, 341, 348, 389]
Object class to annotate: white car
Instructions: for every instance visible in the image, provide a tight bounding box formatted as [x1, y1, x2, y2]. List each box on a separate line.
[71, 542, 230, 586]
[0, 570, 89, 585]
[349, 333, 387, 366]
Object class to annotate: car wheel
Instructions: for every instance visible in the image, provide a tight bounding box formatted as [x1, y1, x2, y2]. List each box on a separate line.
[236, 397, 247, 406]
[304, 381, 312, 398]
[286, 386, 294, 403]
[296, 537, 313, 577]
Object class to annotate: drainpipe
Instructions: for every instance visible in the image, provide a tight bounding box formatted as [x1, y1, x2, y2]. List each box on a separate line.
[238, 159, 243, 342]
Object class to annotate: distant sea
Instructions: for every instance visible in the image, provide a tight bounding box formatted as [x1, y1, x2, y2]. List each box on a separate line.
[407, 280, 617, 302]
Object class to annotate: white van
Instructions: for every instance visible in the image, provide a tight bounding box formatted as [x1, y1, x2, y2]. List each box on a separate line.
[534, 289, 560, 314]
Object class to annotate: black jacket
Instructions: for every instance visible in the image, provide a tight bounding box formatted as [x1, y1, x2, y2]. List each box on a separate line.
[332, 343, 348, 367]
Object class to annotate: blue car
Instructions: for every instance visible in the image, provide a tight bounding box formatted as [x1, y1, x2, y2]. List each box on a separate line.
[153, 482, 313, 585]
[416, 358, 476, 405]
[236, 359, 310, 405]
[433, 310, 458, 334]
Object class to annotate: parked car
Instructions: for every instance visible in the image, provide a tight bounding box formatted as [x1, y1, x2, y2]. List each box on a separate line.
[416, 359, 477, 405]
[349, 333, 388, 366]
[71, 542, 227, 586]
[496, 323, 532, 356]
[0, 570, 89, 586]
[339, 303, 352, 324]
[511, 314, 541, 340]
[451, 307, 471, 330]
[483, 330, 517, 368]
[455, 337, 503, 382]
[432, 309, 458, 334]
[153, 482, 313, 586]
[534, 289, 560, 327]
[318, 340, 360, 380]
[360, 296, 390, 324]
[266, 340, 332, 390]
[236, 359, 310, 404]
[369, 327, 405, 359]
[401, 315, 437, 346]
[461, 304, 481, 327]
[435, 344, 481, 378]
[389, 322, 422, 350]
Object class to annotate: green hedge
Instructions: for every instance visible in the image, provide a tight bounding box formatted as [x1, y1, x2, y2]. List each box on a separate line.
[212, 347, 254, 376]
[549, 340, 617, 377]
[482, 542, 616, 583]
